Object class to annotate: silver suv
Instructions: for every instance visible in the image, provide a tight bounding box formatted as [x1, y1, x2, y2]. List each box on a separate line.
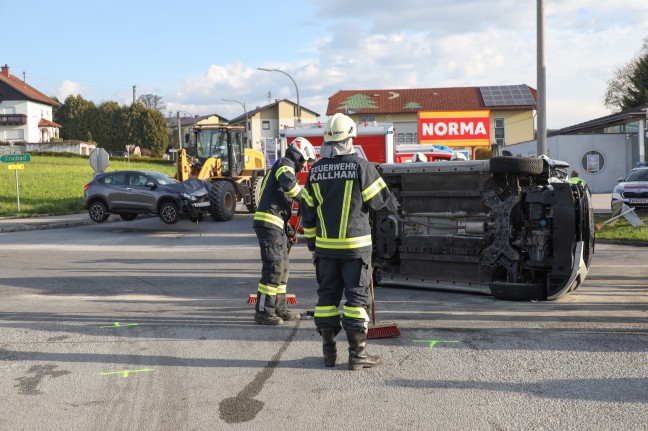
[83, 170, 210, 224]
[611, 166, 648, 215]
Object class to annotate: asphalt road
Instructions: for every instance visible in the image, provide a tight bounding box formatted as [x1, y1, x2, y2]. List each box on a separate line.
[0, 213, 646, 431]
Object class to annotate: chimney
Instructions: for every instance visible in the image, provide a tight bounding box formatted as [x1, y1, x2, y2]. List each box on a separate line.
[1, 64, 9, 77]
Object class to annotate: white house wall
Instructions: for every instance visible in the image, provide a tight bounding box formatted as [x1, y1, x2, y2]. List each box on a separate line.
[505, 134, 631, 193]
[0, 100, 53, 142]
[27, 101, 53, 142]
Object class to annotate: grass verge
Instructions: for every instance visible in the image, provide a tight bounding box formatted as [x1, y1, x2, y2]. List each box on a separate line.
[594, 213, 648, 243]
[0, 154, 175, 217]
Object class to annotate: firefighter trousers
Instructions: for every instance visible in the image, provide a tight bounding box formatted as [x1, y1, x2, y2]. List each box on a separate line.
[254, 226, 289, 316]
[314, 254, 371, 332]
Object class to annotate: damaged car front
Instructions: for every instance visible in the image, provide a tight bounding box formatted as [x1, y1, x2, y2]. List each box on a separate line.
[371, 156, 594, 301]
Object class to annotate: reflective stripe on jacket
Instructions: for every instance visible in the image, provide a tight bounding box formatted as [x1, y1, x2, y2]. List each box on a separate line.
[300, 154, 390, 257]
[253, 155, 302, 231]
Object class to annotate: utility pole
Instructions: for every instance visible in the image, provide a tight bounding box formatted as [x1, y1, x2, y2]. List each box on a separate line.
[177, 111, 183, 150]
[536, 0, 547, 156]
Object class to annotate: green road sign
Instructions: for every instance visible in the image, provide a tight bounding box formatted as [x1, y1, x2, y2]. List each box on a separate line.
[0, 153, 31, 163]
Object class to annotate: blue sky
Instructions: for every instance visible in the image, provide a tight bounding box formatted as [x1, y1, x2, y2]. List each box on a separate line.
[2, 0, 647, 128]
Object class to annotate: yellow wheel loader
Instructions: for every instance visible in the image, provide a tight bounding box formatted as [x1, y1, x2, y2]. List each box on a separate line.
[175, 123, 265, 221]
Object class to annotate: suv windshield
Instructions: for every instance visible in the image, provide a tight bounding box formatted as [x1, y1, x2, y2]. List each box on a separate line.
[625, 169, 648, 182]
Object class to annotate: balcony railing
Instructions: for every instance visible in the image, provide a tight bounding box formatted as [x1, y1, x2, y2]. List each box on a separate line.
[0, 114, 27, 126]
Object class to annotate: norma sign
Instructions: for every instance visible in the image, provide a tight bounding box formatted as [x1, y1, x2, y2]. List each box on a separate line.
[0, 153, 31, 163]
[418, 111, 490, 147]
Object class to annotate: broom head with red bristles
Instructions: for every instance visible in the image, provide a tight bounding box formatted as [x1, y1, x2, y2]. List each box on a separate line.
[247, 293, 297, 304]
[367, 321, 401, 339]
[367, 274, 401, 339]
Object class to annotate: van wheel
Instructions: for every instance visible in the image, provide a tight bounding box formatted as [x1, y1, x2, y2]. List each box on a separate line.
[490, 157, 544, 175]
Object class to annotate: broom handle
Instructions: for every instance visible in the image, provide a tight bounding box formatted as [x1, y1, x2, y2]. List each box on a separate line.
[370, 272, 376, 325]
[287, 215, 301, 255]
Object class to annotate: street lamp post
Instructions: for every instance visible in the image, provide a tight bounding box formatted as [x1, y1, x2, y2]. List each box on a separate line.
[221, 98, 249, 147]
[257, 67, 301, 126]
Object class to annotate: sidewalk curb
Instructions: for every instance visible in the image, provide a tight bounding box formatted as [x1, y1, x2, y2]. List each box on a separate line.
[0, 215, 122, 233]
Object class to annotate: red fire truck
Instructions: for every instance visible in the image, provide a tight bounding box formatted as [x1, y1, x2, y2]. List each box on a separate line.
[279, 121, 395, 229]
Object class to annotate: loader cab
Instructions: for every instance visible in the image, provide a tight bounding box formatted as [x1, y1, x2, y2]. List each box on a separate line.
[194, 125, 245, 177]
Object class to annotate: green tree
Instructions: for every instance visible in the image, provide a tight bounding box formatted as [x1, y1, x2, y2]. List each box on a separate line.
[95, 101, 123, 152]
[605, 37, 648, 112]
[621, 52, 648, 110]
[54, 95, 96, 140]
[143, 109, 169, 157]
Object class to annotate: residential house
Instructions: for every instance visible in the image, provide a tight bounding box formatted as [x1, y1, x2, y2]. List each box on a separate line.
[166, 114, 225, 151]
[0, 64, 62, 144]
[229, 99, 320, 153]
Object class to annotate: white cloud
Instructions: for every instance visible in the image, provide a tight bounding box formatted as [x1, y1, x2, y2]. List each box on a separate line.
[163, 1, 648, 128]
[56, 80, 86, 101]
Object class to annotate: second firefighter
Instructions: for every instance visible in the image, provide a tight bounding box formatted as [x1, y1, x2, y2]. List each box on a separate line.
[252, 137, 317, 325]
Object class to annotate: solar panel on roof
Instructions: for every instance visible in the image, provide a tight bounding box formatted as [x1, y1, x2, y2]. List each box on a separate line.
[480, 85, 535, 107]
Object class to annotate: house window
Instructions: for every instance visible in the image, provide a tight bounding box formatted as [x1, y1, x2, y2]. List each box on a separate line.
[262, 121, 270, 130]
[494, 118, 505, 146]
[359, 115, 376, 123]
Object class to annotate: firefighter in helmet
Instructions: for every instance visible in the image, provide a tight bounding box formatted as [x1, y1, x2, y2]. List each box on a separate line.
[301, 113, 393, 369]
[253, 137, 316, 325]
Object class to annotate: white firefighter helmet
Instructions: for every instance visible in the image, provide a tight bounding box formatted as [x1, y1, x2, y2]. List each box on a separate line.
[290, 137, 316, 163]
[324, 113, 357, 143]
[412, 152, 427, 162]
[451, 152, 467, 161]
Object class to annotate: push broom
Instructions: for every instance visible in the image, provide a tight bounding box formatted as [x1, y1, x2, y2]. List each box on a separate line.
[367, 274, 401, 339]
[247, 215, 301, 305]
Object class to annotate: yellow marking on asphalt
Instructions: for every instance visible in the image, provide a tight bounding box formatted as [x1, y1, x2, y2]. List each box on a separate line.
[100, 322, 139, 328]
[99, 368, 154, 378]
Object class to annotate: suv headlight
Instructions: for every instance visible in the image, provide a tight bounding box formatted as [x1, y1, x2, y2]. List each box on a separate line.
[180, 193, 197, 201]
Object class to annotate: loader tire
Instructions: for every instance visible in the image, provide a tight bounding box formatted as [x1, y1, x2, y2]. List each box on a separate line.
[209, 180, 237, 222]
[246, 176, 263, 214]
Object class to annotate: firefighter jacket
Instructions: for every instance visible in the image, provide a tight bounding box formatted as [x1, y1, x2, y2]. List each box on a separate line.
[253, 148, 304, 232]
[301, 154, 391, 258]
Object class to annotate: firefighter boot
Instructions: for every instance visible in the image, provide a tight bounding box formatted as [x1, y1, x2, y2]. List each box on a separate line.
[275, 293, 301, 321]
[319, 328, 339, 367]
[254, 311, 283, 325]
[254, 293, 283, 325]
[346, 328, 382, 370]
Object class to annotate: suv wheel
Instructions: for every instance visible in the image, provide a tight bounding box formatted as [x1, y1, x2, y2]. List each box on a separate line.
[159, 201, 180, 224]
[88, 201, 110, 223]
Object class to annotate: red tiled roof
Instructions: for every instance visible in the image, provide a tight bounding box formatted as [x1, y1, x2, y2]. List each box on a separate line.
[38, 118, 63, 128]
[326, 86, 537, 116]
[0, 66, 60, 106]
